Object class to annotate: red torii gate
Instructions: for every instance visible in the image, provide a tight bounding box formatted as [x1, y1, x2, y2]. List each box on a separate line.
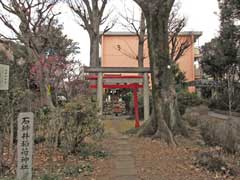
[84, 67, 151, 128]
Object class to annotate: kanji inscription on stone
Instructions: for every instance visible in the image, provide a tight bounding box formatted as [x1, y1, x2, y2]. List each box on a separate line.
[0, 64, 9, 90]
[17, 112, 34, 180]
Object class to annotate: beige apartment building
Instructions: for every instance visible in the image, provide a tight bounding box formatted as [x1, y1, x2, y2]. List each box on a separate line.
[101, 31, 202, 92]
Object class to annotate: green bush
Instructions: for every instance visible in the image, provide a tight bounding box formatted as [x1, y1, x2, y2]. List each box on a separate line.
[177, 90, 203, 115]
[55, 95, 104, 153]
[208, 85, 240, 113]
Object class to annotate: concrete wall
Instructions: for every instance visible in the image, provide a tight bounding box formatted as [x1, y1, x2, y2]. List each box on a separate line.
[101, 33, 196, 83]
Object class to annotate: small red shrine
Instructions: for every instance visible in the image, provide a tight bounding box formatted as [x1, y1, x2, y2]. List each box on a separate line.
[84, 67, 150, 128]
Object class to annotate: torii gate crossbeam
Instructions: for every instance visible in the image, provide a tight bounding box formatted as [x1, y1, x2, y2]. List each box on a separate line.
[84, 67, 151, 128]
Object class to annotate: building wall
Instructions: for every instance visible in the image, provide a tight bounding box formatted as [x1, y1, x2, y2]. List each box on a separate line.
[101, 34, 196, 83]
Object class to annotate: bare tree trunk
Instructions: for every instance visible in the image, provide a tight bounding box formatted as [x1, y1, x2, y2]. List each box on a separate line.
[137, 12, 146, 68]
[69, 1, 108, 68]
[39, 81, 54, 109]
[38, 57, 55, 109]
[135, 0, 186, 145]
[90, 34, 100, 67]
[45, 84, 55, 109]
[89, 33, 100, 95]
[227, 73, 233, 119]
[9, 109, 14, 156]
[0, 125, 4, 175]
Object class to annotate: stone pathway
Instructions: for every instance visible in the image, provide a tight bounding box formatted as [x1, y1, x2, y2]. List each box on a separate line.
[208, 111, 240, 120]
[112, 135, 139, 180]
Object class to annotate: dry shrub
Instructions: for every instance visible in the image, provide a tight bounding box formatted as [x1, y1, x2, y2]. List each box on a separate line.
[48, 95, 104, 154]
[183, 105, 209, 127]
[200, 118, 240, 153]
[195, 151, 238, 176]
[183, 112, 200, 127]
[177, 91, 203, 115]
[62, 95, 104, 152]
[196, 151, 227, 172]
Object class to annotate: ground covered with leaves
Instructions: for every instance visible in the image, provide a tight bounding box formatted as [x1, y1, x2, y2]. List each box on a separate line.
[100, 120, 240, 180]
[1, 119, 240, 180]
[131, 137, 240, 180]
[1, 137, 113, 180]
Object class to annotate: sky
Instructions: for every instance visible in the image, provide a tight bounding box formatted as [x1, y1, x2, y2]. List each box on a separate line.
[0, 0, 220, 66]
[179, 0, 220, 46]
[57, 0, 220, 65]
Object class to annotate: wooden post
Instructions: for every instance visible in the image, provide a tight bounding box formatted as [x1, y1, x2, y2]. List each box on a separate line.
[97, 72, 103, 115]
[143, 73, 150, 122]
[133, 87, 140, 128]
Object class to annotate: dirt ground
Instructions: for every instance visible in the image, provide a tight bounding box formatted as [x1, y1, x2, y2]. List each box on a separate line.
[2, 119, 240, 180]
[131, 137, 239, 180]
[91, 119, 240, 180]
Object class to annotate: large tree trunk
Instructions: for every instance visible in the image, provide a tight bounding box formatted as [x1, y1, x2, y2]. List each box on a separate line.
[39, 58, 55, 109]
[89, 32, 100, 95]
[89, 33, 100, 67]
[136, 0, 186, 145]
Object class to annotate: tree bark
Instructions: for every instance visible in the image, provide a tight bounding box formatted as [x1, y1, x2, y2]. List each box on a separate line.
[135, 0, 186, 145]
[90, 33, 100, 67]
[39, 65, 55, 108]
[0, 125, 4, 175]
[137, 12, 146, 68]
[227, 72, 233, 119]
[69, 0, 108, 68]
[9, 109, 14, 156]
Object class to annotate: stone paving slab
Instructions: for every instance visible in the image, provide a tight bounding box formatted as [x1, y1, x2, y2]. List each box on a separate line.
[113, 167, 138, 176]
[97, 177, 110, 180]
[115, 149, 132, 153]
[118, 135, 129, 140]
[114, 147, 132, 152]
[116, 150, 132, 156]
[115, 144, 131, 148]
[115, 176, 139, 180]
[116, 141, 129, 145]
[115, 155, 135, 161]
[110, 135, 140, 180]
[115, 161, 135, 169]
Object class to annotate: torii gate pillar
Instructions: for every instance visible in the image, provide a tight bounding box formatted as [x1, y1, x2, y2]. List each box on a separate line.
[97, 72, 103, 115]
[143, 73, 150, 122]
[85, 67, 151, 127]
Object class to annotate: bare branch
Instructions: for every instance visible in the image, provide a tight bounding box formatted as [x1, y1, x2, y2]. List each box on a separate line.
[0, 0, 60, 60]
[0, 33, 18, 41]
[68, 0, 112, 66]
[168, 3, 190, 62]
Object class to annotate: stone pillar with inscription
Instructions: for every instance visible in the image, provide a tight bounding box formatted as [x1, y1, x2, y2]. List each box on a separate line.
[0, 64, 9, 90]
[17, 112, 34, 180]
